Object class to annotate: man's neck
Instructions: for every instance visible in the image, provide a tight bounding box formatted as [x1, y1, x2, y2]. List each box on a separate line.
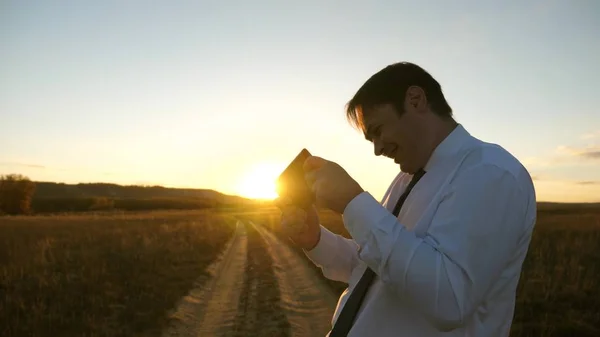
[430, 118, 458, 150]
[421, 118, 459, 169]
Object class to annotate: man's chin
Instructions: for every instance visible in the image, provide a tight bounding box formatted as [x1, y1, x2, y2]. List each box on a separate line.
[397, 163, 417, 174]
[396, 161, 406, 171]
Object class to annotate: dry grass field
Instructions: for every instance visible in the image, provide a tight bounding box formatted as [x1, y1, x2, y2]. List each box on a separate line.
[0, 210, 236, 337]
[1, 203, 599, 337]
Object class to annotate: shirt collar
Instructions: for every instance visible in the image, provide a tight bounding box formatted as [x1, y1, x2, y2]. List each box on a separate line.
[423, 123, 472, 172]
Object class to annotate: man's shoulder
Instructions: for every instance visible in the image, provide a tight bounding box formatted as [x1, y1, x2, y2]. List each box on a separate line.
[456, 138, 535, 201]
[464, 138, 530, 178]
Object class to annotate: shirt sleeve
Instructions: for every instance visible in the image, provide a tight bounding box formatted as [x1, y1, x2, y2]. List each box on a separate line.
[303, 225, 361, 283]
[342, 163, 534, 331]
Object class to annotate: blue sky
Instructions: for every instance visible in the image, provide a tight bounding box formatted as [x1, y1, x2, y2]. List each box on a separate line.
[1, 0, 599, 202]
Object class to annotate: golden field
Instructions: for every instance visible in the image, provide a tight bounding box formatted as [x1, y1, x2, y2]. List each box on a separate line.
[1, 203, 599, 337]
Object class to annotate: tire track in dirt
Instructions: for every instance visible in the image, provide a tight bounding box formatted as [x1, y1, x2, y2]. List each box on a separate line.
[161, 220, 248, 337]
[230, 219, 292, 337]
[251, 221, 338, 337]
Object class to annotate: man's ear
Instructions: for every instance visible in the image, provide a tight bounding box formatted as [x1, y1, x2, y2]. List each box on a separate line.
[405, 86, 428, 112]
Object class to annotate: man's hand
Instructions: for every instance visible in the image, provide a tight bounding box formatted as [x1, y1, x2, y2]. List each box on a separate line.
[303, 156, 364, 214]
[274, 197, 321, 250]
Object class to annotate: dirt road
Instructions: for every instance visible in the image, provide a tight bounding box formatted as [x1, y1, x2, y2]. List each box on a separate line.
[254, 221, 339, 336]
[162, 219, 338, 337]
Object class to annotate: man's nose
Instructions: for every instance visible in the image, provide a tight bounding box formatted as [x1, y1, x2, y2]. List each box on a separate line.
[374, 140, 384, 156]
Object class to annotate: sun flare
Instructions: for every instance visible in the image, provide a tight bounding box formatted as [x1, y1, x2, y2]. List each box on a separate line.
[237, 162, 285, 200]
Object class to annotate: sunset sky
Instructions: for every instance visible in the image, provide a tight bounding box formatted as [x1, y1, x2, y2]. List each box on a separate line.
[1, 1, 599, 203]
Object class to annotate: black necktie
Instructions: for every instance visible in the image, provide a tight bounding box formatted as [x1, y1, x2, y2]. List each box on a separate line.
[329, 169, 426, 337]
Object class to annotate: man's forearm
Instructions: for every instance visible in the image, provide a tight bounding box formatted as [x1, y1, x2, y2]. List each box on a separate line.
[304, 225, 361, 284]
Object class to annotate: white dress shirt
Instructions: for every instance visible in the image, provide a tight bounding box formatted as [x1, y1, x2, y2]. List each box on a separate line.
[305, 124, 537, 337]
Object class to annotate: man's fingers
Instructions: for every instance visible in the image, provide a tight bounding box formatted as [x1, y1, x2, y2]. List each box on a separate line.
[281, 207, 308, 231]
[310, 178, 325, 195]
[304, 170, 317, 187]
[303, 155, 326, 172]
[279, 203, 304, 218]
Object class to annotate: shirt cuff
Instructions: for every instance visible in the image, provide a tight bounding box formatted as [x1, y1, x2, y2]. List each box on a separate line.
[303, 225, 339, 268]
[342, 191, 390, 246]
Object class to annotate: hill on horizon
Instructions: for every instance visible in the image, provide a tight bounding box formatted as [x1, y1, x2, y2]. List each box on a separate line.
[20, 180, 266, 214]
[32, 181, 251, 203]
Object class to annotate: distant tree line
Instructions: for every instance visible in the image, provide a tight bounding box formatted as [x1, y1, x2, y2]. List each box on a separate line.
[0, 173, 262, 215]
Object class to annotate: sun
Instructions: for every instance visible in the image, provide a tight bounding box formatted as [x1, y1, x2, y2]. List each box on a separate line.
[237, 162, 284, 200]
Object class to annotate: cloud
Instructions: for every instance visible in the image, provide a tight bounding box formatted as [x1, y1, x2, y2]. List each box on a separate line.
[583, 151, 600, 159]
[530, 170, 600, 185]
[0, 161, 46, 169]
[532, 176, 600, 186]
[580, 131, 600, 140]
[523, 145, 600, 171]
[521, 156, 556, 168]
[524, 132, 600, 170]
[556, 145, 600, 160]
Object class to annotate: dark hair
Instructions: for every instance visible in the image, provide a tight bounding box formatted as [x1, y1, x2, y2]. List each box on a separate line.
[345, 62, 453, 131]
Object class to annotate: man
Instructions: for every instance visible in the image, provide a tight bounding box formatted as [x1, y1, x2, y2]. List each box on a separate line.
[275, 62, 537, 336]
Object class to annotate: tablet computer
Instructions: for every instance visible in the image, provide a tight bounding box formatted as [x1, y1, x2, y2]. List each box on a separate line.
[276, 148, 315, 209]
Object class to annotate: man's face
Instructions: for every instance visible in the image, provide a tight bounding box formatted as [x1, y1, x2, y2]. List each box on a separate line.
[362, 99, 428, 174]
